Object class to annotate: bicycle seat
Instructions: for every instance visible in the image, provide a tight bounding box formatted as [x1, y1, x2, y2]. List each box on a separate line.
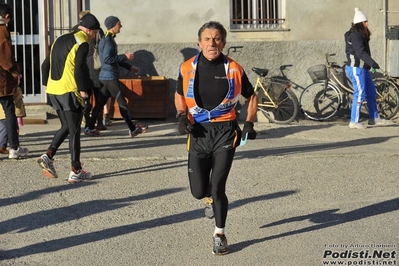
[252, 67, 269, 77]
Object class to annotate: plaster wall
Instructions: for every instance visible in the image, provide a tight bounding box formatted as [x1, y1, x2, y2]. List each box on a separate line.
[85, 0, 396, 116]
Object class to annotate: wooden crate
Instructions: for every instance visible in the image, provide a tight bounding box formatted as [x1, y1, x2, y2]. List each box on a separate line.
[109, 76, 169, 119]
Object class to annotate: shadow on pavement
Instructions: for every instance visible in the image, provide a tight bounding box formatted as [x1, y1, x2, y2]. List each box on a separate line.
[0, 190, 296, 259]
[0, 188, 186, 235]
[230, 197, 399, 253]
[235, 135, 398, 159]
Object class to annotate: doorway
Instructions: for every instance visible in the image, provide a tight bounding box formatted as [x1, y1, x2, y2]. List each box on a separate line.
[3, 0, 83, 103]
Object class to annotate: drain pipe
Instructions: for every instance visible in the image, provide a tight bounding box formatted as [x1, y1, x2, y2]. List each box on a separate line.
[383, 0, 387, 71]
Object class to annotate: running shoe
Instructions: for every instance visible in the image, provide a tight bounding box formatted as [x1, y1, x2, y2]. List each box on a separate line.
[8, 147, 29, 159]
[96, 124, 107, 131]
[205, 197, 214, 219]
[84, 127, 103, 137]
[38, 154, 58, 178]
[129, 124, 148, 137]
[213, 234, 229, 255]
[103, 117, 112, 126]
[348, 122, 366, 129]
[68, 169, 93, 184]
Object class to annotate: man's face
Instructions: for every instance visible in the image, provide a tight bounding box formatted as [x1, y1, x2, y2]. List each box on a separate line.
[88, 29, 99, 40]
[113, 21, 122, 34]
[198, 28, 226, 61]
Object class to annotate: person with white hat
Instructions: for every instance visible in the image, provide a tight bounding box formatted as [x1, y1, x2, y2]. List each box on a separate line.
[345, 7, 386, 129]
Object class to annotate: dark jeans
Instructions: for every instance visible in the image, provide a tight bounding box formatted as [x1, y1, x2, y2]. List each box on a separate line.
[0, 119, 7, 148]
[88, 79, 136, 131]
[0, 96, 19, 149]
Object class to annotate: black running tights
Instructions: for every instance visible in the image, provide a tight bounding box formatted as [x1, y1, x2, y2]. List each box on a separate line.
[188, 148, 236, 228]
[83, 87, 102, 128]
[47, 109, 83, 170]
[88, 80, 136, 131]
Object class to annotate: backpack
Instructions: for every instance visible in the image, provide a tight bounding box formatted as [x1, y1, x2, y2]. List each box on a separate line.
[93, 32, 101, 70]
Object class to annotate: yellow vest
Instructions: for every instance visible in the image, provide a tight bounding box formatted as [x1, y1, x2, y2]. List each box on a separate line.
[46, 31, 88, 106]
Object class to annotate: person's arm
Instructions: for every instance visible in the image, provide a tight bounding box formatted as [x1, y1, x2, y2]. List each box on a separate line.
[351, 33, 379, 68]
[245, 92, 258, 123]
[240, 71, 258, 139]
[174, 74, 187, 114]
[41, 54, 50, 86]
[241, 71, 258, 122]
[119, 61, 133, 72]
[74, 42, 90, 97]
[174, 73, 193, 134]
[119, 52, 138, 72]
[0, 38, 19, 78]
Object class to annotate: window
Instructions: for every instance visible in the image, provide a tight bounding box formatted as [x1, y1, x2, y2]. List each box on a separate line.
[231, 0, 285, 30]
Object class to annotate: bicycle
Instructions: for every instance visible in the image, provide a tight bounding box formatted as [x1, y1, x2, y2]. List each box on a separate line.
[252, 65, 299, 124]
[299, 53, 399, 121]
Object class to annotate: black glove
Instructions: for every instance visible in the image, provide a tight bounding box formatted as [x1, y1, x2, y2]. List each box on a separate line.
[82, 97, 92, 114]
[178, 114, 193, 135]
[242, 121, 257, 140]
[372, 63, 380, 69]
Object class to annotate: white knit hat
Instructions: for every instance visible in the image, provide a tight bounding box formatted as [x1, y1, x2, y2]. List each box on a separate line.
[353, 7, 368, 24]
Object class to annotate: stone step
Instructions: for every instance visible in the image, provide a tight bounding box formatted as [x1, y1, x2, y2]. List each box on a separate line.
[24, 103, 56, 124]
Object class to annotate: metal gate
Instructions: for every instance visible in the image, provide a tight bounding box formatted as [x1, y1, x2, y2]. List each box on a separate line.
[3, 0, 83, 103]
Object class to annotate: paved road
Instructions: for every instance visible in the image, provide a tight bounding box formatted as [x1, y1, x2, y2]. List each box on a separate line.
[0, 117, 398, 266]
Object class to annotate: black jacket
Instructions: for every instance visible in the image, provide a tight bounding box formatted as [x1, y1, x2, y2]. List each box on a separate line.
[345, 26, 378, 70]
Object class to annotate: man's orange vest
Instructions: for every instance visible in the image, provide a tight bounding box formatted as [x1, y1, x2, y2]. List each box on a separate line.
[180, 53, 243, 123]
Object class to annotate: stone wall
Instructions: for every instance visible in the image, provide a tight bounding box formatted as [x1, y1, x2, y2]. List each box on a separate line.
[118, 39, 384, 118]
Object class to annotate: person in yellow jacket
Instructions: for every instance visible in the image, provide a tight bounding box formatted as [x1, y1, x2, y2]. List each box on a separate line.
[0, 85, 25, 154]
[174, 21, 258, 255]
[39, 13, 100, 183]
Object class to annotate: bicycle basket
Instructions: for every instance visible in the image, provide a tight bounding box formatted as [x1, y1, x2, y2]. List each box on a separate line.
[307, 64, 328, 83]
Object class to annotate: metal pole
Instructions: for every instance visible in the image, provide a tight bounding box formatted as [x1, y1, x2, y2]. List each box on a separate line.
[40, 0, 49, 102]
[383, 0, 387, 71]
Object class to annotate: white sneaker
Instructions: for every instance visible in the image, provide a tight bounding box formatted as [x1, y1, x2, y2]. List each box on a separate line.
[38, 154, 58, 178]
[348, 122, 366, 129]
[8, 147, 29, 159]
[68, 169, 93, 183]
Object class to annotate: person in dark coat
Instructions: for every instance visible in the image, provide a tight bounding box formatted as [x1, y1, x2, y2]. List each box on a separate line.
[345, 7, 387, 129]
[0, 3, 29, 159]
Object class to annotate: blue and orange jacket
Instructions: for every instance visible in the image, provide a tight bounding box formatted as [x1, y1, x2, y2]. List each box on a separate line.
[179, 53, 243, 123]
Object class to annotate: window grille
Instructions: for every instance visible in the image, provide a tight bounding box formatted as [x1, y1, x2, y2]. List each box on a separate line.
[231, 0, 285, 30]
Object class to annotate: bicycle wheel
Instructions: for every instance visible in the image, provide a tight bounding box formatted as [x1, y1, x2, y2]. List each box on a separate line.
[373, 78, 399, 119]
[300, 81, 341, 121]
[257, 82, 299, 124]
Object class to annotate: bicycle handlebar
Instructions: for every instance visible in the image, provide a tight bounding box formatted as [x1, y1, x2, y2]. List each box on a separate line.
[323, 52, 391, 77]
[325, 53, 336, 65]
